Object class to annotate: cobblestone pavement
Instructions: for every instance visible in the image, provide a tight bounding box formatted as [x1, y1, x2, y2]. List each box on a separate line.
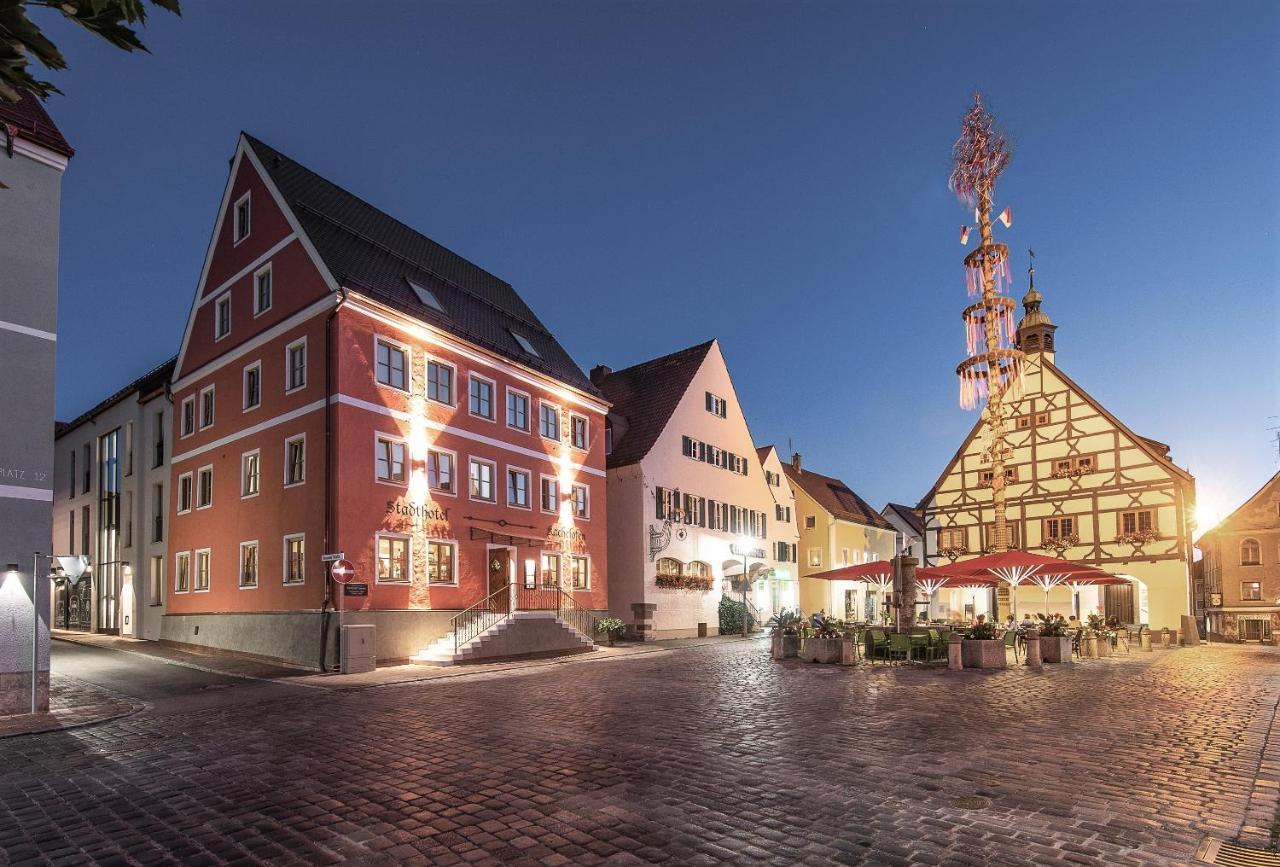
[1, 641, 1278, 866]
[0, 674, 139, 739]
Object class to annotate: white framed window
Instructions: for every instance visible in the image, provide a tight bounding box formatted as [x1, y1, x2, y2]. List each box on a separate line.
[199, 385, 215, 430]
[374, 337, 409, 392]
[375, 434, 407, 485]
[174, 551, 191, 593]
[253, 263, 272, 316]
[176, 471, 193, 514]
[180, 395, 195, 438]
[427, 358, 454, 405]
[241, 450, 260, 498]
[285, 338, 307, 393]
[196, 465, 213, 510]
[243, 361, 262, 411]
[539, 552, 561, 588]
[571, 483, 589, 519]
[540, 475, 559, 513]
[283, 534, 305, 585]
[506, 388, 530, 432]
[705, 391, 727, 418]
[507, 467, 531, 509]
[239, 541, 259, 589]
[426, 539, 456, 585]
[194, 548, 211, 592]
[428, 448, 455, 495]
[376, 533, 411, 584]
[539, 401, 560, 440]
[570, 414, 588, 450]
[569, 555, 590, 590]
[468, 374, 496, 421]
[214, 293, 231, 341]
[469, 457, 496, 502]
[233, 191, 251, 243]
[808, 548, 822, 568]
[283, 434, 306, 487]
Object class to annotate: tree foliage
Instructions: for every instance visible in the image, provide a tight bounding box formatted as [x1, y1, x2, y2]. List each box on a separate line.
[0, 0, 180, 103]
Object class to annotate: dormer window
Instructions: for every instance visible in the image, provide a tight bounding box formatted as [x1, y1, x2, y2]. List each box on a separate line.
[234, 192, 251, 243]
[510, 330, 540, 358]
[407, 278, 445, 313]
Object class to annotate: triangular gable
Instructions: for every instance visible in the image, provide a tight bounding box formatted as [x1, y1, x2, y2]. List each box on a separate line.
[1200, 470, 1280, 539]
[172, 134, 339, 384]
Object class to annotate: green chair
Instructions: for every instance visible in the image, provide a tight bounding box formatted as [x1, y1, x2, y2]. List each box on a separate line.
[927, 629, 943, 662]
[867, 629, 889, 663]
[888, 632, 912, 664]
[1003, 630, 1020, 663]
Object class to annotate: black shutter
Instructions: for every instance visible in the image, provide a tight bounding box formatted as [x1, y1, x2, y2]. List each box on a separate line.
[656, 487, 665, 519]
[705, 392, 713, 412]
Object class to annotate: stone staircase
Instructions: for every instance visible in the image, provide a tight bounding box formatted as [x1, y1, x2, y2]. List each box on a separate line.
[411, 611, 594, 665]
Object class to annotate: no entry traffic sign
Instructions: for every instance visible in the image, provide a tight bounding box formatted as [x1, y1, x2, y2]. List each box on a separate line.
[330, 559, 355, 584]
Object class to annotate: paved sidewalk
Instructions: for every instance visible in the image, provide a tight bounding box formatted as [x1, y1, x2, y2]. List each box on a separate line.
[0, 672, 139, 738]
[52, 631, 316, 681]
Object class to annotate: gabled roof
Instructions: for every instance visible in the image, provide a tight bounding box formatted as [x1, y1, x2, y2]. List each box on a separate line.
[56, 356, 176, 438]
[0, 91, 74, 158]
[595, 340, 715, 469]
[883, 502, 924, 536]
[756, 445, 775, 462]
[240, 134, 598, 395]
[1197, 470, 1280, 543]
[784, 462, 892, 530]
[916, 354, 1193, 508]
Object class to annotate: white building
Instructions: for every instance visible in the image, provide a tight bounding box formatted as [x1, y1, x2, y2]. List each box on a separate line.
[52, 358, 174, 639]
[756, 445, 800, 619]
[594, 340, 790, 638]
[882, 502, 924, 559]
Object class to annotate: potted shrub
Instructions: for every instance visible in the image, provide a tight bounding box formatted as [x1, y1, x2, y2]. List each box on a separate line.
[802, 618, 847, 664]
[1036, 614, 1073, 663]
[768, 609, 802, 659]
[961, 621, 1006, 669]
[596, 617, 626, 647]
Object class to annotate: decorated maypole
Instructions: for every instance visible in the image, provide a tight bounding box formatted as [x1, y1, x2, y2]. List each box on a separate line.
[949, 93, 1024, 585]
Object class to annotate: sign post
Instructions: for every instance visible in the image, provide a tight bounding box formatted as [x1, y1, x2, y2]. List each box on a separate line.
[329, 558, 355, 668]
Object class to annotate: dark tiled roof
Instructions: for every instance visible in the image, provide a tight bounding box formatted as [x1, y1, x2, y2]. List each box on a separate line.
[242, 134, 598, 396]
[784, 462, 892, 530]
[596, 340, 715, 469]
[0, 91, 74, 158]
[56, 356, 176, 437]
[883, 502, 924, 536]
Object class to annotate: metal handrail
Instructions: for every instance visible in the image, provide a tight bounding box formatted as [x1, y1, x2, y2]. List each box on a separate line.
[556, 588, 598, 644]
[450, 583, 511, 653]
[745, 599, 763, 631]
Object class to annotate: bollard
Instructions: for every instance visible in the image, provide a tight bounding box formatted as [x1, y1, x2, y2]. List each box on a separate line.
[1023, 628, 1042, 670]
[1160, 628, 1170, 648]
[947, 633, 963, 671]
[1140, 629, 1152, 652]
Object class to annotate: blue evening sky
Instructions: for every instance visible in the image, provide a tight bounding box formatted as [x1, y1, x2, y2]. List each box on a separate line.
[42, 0, 1278, 530]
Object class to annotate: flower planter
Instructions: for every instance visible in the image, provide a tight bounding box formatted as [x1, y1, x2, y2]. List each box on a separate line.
[1040, 635, 1073, 663]
[1096, 635, 1112, 657]
[961, 638, 1006, 669]
[801, 637, 844, 664]
[771, 634, 801, 659]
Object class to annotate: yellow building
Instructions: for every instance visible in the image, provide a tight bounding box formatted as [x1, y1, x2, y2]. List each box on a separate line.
[919, 275, 1196, 631]
[784, 454, 898, 621]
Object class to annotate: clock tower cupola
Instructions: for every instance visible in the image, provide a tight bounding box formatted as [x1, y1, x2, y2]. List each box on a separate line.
[1016, 253, 1057, 362]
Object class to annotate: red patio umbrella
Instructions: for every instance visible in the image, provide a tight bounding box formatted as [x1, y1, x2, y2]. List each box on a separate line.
[807, 561, 894, 623]
[914, 566, 1002, 620]
[924, 551, 1113, 620]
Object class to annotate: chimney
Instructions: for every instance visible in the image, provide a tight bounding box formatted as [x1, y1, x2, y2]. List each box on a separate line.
[790, 452, 802, 472]
[590, 365, 612, 386]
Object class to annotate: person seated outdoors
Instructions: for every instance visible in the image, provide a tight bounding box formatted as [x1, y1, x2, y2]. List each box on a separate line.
[810, 609, 827, 629]
[973, 613, 987, 626]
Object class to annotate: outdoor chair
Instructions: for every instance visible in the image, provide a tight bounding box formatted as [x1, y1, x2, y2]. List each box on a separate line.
[927, 629, 945, 662]
[888, 632, 913, 664]
[1003, 630, 1020, 663]
[1071, 628, 1083, 658]
[867, 630, 889, 663]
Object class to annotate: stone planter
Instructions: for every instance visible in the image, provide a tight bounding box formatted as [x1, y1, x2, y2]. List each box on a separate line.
[802, 637, 844, 664]
[1096, 634, 1112, 657]
[1040, 635, 1073, 663]
[771, 634, 801, 659]
[1082, 635, 1098, 658]
[961, 638, 1006, 669]
[840, 638, 860, 665]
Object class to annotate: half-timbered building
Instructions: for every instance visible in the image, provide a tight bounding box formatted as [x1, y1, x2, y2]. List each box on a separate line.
[919, 274, 1196, 630]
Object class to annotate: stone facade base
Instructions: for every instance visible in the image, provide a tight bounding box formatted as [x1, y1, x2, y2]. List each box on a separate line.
[0, 671, 49, 716]
[961, 639, 1006, 669]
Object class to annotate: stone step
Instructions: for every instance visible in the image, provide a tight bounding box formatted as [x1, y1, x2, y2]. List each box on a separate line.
[411, 611, 594, 665]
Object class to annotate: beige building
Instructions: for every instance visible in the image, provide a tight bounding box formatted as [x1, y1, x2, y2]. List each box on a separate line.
[784, 454, 898, 621]
[1198, 472, 1280, 641]
[919, 276, 1196, 630]
[756, 445, 800, 619]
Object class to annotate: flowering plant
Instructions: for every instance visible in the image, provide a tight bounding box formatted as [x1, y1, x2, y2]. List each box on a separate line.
[654, 573, 712, 591]
[965, 621, 1000, 640]
[1114, 529, 1160, 546]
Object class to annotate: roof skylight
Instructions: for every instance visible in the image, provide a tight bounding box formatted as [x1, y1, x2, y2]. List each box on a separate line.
[509, 330, 540, 358]
[406, 278, 446, 314]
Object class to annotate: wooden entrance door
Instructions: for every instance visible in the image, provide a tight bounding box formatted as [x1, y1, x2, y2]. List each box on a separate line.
[488, 548, 512, 611]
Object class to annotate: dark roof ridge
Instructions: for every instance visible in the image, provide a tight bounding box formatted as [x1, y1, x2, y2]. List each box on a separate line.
[58, 355, 177, 436]
[608, 339, 717, 377]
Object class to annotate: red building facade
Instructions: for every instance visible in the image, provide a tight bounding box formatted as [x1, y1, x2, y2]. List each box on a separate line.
[165, 135, 608, 666]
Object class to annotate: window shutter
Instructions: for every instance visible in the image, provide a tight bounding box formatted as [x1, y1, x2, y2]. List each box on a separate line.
[656, 487, 665, 519]
[705, 392, 713, 412]
[682, 436, 692, 457]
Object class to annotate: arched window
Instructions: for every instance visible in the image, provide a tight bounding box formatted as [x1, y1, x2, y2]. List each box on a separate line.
[685, 561, 710, 578]
[656, 557, 683, 577]
[1241, 538, 1262, 566]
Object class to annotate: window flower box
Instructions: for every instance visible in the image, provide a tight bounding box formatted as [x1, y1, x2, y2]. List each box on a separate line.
[654, 573, 712, 591]
[1114, 529, 1160, 546]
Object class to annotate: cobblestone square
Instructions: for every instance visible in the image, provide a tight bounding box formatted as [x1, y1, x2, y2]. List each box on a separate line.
[1, 640, 1278, 865]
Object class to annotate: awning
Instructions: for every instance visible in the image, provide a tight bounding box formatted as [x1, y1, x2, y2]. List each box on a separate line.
[469, 526, 547, 548]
